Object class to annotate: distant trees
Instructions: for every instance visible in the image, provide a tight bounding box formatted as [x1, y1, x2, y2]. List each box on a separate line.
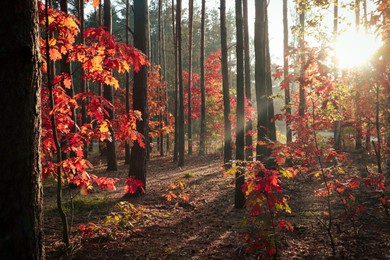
[0, 0, 43, 258]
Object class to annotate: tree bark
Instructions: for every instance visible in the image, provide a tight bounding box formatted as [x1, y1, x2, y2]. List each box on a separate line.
[199, 0, 206, 156]
[125, 0, 131, 164]
[172, 0, 179, 162]
[0, 0, 44, 258]
[255, 0, 268, 160]
[187, 0, 194, 155]
[129, 0, 149, 192]
[243, 0, 253, 160]
[220, 0, 232, 168]
[103, 0, 118, 170]
[177, 0, 185, 167]
[235, 0, 246, 209]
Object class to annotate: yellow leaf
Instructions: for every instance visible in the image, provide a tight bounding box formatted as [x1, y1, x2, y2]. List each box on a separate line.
[64, 77, 72, 89]
[224, 166, 239, 177]
[49, 48, 62, 61]
[280, 168, 293, 178]
[99, 121, 109, 133]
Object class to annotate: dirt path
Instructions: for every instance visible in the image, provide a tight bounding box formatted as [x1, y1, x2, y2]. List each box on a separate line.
[44, 154, 390, 259]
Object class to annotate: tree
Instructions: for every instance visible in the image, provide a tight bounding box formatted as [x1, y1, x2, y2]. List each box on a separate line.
[298, 0, 306, 117]
[0, 0, 43, 258]
[172, 0, 179, 162]
[243, 0, 253, 160]
[199, 0, 206, 155]
[187, 0, 194, 155]
[129, 0, 149, 191]
[283, 0, 292, 143]
[255, 0, 266, 160]
[103, 0, 118, 171]
[235, 0, 246, 209]
[220, 0, 232, 168]
[177, 0, 185, 166]
[125, 0, 131, 164]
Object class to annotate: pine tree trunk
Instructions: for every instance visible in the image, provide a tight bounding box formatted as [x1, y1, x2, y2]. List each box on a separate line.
[129, 0, 149, 192]
[255, 0, 268, 160]
[0, 0, 44, 258]
[298, 2, 305, 117]
[243, 0, 253, 160]
[187, 0, 194, 155]
[125, 0, 131, 164]
[283, 0, 292, 143]
[199, 0, 206, 156]
[103, 0, 118, 170]
[177, 0, 185, 167]
[220, 0, 232, 168]
[172, 0, 179, 162]
[235, 0, 246, 209]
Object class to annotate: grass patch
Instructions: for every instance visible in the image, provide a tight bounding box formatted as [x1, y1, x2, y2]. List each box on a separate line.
[183, 171, 195, 179]
[45, 195, 113, 217]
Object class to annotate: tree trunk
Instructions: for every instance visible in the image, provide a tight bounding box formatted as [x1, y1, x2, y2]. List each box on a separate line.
[129, 0, 149, 192]
[235, 0, 246, 209]
[243, 0, 253, 160]
[220, 0, 232, 168]
[0, 0, 43, 258]
[177, 0, 185, 167]
[125, 0, 131, 164]
[283, 0, 292, 143]
[298, 1, 305, 117]
[355, 0, 363, 150]
[255, 0, 268, 160]
[187, 0, 194, 155]
[103, 0, 118, 170]
[172, 0, 179, 162]
[158, 0, 164, 156]
[333, 0, 342, 150]
[199, 0, 206, 156]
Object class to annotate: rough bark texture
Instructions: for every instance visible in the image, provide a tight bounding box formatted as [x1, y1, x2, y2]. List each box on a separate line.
[0, 0, 44, 258]
[104, 0, 118, 170]
[172, 0, 179, 162]
[187, 0, 193, 155]
[255, 0, 268, 160]
[129, 0, 149, 191]
[125, 0, 131, 164]
[177, 0, 185, 167]
[235, 0, 246, 209]
[199, 0, 206, 156]
[243, 0, 253, 161]
[220, 0, 232, 167]
[298, 2, 305, 117]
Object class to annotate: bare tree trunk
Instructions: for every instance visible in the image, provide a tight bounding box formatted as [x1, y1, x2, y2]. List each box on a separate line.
[355, 0, 363, 150]
[243, 0, 253, 160]
[298, 1, 305, 117]
[220, 0, 232, 168]
[177, 0, 185, 166]
[333, 0, 342, 150]
[199, 0, 206, 155]
[172, 0, 179, 162]
[129, 0, 149, 192]
[103, 0, 118, 171]
[0, 0, 43, 258]
[235, 0, 246, 209]
[283, 0, 292, 143]
[187, 0, 194, 155]
[125, 0, 131, 164]
[255, 0, 268, 160]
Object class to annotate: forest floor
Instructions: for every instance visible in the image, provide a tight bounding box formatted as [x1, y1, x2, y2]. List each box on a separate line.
[44, 152, 390, 259]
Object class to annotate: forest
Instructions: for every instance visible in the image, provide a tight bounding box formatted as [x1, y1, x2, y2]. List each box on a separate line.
[0, 0, 389, 259]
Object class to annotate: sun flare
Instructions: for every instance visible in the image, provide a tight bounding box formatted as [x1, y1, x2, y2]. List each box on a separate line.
[335, 29, 381, 69]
